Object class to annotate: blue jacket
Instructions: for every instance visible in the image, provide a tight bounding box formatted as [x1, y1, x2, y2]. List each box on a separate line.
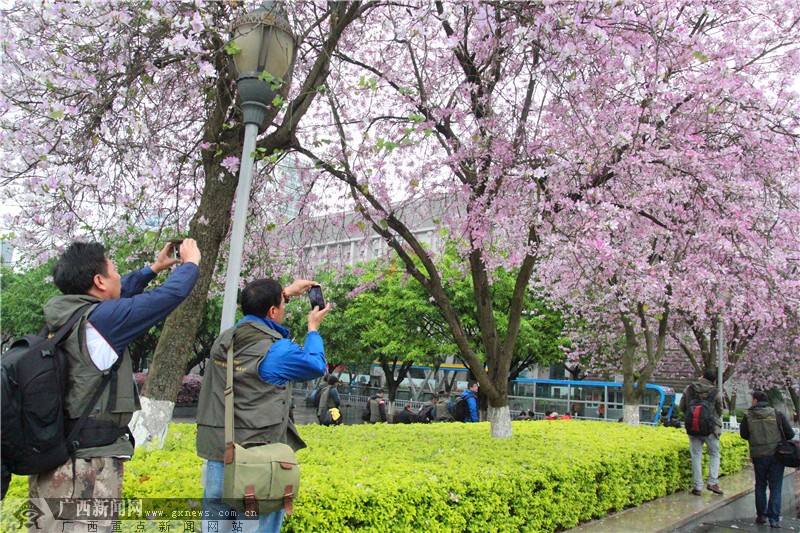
[235, 315, 327, 386]
[87, 264, 199, 356]
[460, 389, 479, 422]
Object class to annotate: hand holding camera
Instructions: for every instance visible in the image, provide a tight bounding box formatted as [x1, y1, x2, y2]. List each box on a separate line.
[152, 238, 201, 273]
[283, 279, 332, 332]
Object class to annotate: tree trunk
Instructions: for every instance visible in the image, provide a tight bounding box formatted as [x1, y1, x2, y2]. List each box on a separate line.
[132, 156, 239, 447]
[623, 404, 640, 425]
[487, 405, 512, 438]
[386, 399, 395, 423]
[787, 387, 799, 424]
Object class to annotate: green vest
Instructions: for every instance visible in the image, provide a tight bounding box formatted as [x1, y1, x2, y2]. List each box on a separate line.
[369, 397, 384, 423]
[48, 294, 140, 458]
[745, 405, 783, 458]
[316, 385, 336, 418]
[196, 321, 306, 461]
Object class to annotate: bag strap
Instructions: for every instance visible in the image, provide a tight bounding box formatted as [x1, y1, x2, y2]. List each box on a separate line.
[66, 368, 117, 452]
[47, 303, 93, 345]
[224, 342, 235, 457]
[223, 329, 293, 463]
[775, 410, 787, 441]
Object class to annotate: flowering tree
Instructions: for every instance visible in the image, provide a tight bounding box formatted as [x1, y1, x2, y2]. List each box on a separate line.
[4, 1, 799, 439]
[292, 2, 800, 431]
[1, 0, 381, 445]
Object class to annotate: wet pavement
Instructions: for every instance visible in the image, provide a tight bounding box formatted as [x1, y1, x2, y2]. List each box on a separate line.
[692, 517, 800, 532]
[569, 468, 799, 533]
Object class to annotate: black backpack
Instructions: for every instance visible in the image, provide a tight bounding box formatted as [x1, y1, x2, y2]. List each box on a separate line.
[452, 396, 470, 422]
[1, 305, 117, 498]
[684, 388, 718, 437]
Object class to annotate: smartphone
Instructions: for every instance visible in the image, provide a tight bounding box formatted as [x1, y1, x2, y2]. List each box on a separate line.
[308, 285, 325, 310]
[169, 239, 184, 260]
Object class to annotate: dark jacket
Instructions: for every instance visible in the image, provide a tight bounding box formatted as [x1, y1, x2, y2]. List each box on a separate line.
[393, 407, 418, 424]
[740, 401, 795, 458]
[368, 395, 387, 423]
[417, 404, 435, 423]
[679, 378, 723, 437]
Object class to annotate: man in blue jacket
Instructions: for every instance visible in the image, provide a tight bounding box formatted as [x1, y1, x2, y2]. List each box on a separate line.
[196, 277, 331, 533]
[30, 239, 200, 531]
[460, 380, 480, 422]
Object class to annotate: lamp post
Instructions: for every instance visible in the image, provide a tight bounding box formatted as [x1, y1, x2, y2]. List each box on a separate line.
[220, 1, 296, 331]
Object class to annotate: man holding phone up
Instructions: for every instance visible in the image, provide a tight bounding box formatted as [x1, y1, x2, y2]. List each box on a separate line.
[196, 278, 331, 533]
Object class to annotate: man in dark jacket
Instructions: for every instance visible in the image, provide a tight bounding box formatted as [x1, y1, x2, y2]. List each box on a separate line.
[366, 389, 387, 423]
[393, 404, 419, 424]
[434, 390, 454, 422]
[29, 240, 200, 532]
[679, 368, 724, 496]
[316, 375, 342, 426]
[740, 390, 796, 528]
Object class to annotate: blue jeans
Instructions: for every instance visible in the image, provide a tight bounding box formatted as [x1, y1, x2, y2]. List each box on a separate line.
[752, 455, 785, 524]
[202, 459, 285, 533]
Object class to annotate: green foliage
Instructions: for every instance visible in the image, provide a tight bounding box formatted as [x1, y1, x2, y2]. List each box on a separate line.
[223, 40, 241, 56]
[0, 229, 219, 373]
[1, 423, 749, 532]
[0, 261, 59, 341]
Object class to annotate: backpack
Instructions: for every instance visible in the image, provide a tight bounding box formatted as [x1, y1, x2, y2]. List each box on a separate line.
[684, 388, 718, 437]
[452, 396, 470, 422]
[1, 305, 116, 498]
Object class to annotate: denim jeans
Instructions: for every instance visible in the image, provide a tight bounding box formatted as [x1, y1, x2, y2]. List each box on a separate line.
[202, 459, 285, 533]
[752, 455, 785, 524]
[689, 434, 720, 490]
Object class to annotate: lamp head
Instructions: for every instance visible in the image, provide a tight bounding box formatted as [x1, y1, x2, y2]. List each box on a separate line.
[229, 1, 296, 129]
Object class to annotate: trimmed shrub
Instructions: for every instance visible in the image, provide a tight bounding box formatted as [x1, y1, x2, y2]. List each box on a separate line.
[1, 422, 749, 532]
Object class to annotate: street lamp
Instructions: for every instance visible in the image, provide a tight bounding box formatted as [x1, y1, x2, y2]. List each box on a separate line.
[220, 1, 296, 331]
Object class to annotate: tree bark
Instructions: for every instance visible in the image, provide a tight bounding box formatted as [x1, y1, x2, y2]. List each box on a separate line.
[622, 404, 640, 425]
[487, 405, 512, 438]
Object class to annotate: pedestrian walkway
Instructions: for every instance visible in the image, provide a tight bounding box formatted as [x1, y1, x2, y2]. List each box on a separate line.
[569, 467, 798, 532]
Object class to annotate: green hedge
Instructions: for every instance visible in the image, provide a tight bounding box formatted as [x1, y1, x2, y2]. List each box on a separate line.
[2, 422, 749, 532]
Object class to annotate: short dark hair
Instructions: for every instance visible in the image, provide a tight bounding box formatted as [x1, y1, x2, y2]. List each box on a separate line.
[327, 375, 339, 385]
[240, 279, 283, 316]
[52, 242, 108, 295]
[468, 380, 478, 389]
[752, 390, 768, 403]
[702, 368, 717, 383]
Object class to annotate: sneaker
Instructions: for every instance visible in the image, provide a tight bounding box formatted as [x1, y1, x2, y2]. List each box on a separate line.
[706, 483, 724, 495]
[756, 516, 767, 525]
[691, 488, 702, 496]
[769, 522, 781, 529]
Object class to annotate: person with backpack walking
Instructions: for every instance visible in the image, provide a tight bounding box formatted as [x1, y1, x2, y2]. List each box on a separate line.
[740, 390, 796, 528]
[455, 381, 480, 422]
[23, 240, 200, 530]
[679, 368, 724, 496]
[196, 277, 331, 533]
[364, 389, 388, 423]
[434, 390, 454, 422]
[316, 375, 342, 426]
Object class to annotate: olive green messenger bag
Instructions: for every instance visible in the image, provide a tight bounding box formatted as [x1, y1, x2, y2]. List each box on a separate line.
[222, 343, 300, 516]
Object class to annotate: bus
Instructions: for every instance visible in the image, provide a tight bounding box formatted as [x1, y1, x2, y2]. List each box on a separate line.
[509, 378, 676, 425]
[358, 363, 677, 425]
